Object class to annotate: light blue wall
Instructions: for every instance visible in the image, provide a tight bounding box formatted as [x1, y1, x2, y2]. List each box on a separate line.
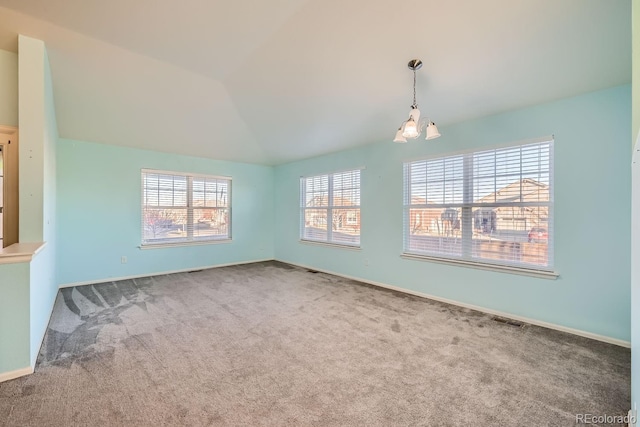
[631, 0, 640, 410]
[43, 51, 58, 250]
[0, 36, 58, 380]
[0, 262, 30, 373]
[56, 139, 275, 285]
[30, 49, 58, 366]
[30, 249, 55, 365]
[0, 49, 17, 127]
[275, 85, 632, 342]
[634, 0, 640, 143]
[632, 133, 639, 414]
[9, 35, 60, 369]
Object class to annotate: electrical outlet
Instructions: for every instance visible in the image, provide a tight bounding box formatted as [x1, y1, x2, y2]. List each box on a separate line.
[121, 256, 127, 264]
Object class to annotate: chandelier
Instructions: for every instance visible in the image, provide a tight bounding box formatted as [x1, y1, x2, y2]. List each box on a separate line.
[393, 59, 441, 143]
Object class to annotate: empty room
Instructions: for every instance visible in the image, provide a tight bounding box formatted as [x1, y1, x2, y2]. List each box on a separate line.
[0, 0, 639, 426]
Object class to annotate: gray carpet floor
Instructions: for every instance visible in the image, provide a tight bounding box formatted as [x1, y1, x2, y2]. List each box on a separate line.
[0, 261, 630, 426]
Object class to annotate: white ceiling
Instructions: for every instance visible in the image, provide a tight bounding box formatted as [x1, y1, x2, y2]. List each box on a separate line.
[0, 0, 631, 165]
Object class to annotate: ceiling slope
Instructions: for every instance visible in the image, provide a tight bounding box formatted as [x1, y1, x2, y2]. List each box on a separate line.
[223, 0, 632, 163]
[0, 0, 631, 165]
[0, 0, 311, 80]
[0, 6, 270, 163]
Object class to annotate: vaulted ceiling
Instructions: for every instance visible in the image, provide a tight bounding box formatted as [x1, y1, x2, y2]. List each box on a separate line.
[0, 0, 631, 165]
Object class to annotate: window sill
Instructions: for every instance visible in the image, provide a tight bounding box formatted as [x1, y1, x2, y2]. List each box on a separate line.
[299, 239, 361, 251]
[400, 253, 559, 279]
[139, 239, 232, 250]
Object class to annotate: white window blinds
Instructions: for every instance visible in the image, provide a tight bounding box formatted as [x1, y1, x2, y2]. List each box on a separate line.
[300, 169, 361, 247]
[141, 169, 231, 246]
[403, 138, 553, 270]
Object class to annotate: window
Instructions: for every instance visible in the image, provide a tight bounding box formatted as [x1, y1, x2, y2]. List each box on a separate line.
[300, 169, 361, 247]
[403, 138, 553, 271]
[141, 169, 231, 246]
[346, 211, 358, 225]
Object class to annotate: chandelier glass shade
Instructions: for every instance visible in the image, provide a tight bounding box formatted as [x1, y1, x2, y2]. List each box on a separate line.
[394, 59, 440, 143]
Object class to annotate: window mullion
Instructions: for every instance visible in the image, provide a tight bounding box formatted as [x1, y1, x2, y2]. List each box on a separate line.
[300, 178, 305, 239]
[328, 175, 333, 243]
[521, 146, 525, 201]
[494, 151, 497, 202]
[187, 176, 194, 240]
[462, 154, 473, 259]
[405, 164, 410, 247]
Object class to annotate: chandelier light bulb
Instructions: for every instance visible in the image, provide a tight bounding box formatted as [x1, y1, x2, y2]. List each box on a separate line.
[402, 117, 419, 139]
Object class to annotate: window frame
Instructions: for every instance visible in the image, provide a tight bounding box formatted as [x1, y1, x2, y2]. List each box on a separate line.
[141, 169, 232, 248]
[300, 168, 362, 248]
[402, 137, 554, 274]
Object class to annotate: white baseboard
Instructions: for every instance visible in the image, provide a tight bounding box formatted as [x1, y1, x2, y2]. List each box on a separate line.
[277, 259, 631, 348]
[58, 258, 274, 289]
[0, 366, 33, 383]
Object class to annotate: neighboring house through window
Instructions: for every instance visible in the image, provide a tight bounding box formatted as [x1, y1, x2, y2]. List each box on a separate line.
[346, 210, 358, 225]
[300, 169, 361, 247]
[141, 169, 231, 247]
[403, 137, 553, 271]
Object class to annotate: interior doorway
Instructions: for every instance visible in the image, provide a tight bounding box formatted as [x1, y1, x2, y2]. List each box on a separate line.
[0, 126, 18, 248]
[0, 145, 4, 247]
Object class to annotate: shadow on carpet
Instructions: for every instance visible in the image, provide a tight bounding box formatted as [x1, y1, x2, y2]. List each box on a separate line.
[0, 261, 631, 426]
